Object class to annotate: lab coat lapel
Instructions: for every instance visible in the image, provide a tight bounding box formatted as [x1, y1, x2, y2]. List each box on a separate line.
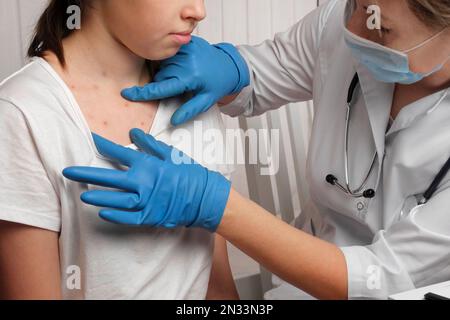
[356, 65, 395, 165]
[385, 88, 450, 137]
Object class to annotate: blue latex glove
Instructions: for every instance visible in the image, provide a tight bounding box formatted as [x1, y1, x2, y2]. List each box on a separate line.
[62, 129, 231, 232]
[121, 36, 250, 126]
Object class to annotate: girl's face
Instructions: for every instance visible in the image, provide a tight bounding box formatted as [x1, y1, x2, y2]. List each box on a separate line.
[96, 0, 206, 60]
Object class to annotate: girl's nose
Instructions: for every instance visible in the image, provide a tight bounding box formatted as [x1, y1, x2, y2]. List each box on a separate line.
[182, 0, 207, 22]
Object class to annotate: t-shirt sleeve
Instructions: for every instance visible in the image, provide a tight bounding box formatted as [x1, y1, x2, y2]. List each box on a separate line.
[0, 99, 61, 232]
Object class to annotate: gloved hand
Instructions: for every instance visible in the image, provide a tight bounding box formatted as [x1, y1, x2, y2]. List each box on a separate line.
[62, 129, 231, 232]
[121, 36, 250, 126]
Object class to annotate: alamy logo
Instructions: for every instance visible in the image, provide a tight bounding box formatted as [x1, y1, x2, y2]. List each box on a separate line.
[66, 265, 81, 290]
[366, 5, 381, 30]
[67, 5, 81, 30]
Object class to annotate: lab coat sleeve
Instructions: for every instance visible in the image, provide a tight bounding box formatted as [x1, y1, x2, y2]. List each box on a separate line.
[220, 0, 339, 118]
[340, 186, 450, 299]
[0, 99, 61, 232]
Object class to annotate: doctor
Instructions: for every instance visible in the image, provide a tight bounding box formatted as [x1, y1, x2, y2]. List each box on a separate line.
[63, 0, 450, 299]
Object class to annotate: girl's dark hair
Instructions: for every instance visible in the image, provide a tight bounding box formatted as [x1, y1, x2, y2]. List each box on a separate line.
[28, 0, 87, 66]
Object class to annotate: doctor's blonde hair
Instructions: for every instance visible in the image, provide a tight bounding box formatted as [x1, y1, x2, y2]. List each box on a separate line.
[408, 0, 450, 29]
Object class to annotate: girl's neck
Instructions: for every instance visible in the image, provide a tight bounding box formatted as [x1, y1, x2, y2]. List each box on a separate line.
[57, 10, 150, 88]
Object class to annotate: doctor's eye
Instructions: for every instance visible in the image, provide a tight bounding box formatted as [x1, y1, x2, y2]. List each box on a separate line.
[380, 26, 391, 34]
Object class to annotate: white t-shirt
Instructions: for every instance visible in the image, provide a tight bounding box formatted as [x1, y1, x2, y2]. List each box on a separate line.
[0, 57, 234, 299]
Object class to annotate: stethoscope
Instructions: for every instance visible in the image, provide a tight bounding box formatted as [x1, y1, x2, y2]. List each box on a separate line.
[326, 73, 450, 205]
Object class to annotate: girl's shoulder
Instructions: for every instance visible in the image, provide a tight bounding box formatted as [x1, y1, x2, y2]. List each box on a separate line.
[0, 57, 74, 119]
[0, 58, 94, 169]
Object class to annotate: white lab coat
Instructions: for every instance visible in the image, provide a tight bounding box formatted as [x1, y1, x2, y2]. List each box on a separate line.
[220, 0, 450, 299]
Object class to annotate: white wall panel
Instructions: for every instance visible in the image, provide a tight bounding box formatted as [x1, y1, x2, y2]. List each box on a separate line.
[1, 0, 23, 80]
[17, 0, 47, 58]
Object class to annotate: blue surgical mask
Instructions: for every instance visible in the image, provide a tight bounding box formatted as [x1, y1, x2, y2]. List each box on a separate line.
[343, 3, 449, 84]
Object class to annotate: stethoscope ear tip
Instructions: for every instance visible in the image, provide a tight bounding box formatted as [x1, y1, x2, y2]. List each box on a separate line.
[363, 189, 376, 199]
[326, 174, 338, 185]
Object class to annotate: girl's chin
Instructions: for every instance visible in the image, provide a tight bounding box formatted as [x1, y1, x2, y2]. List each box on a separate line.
[158, 46, 183, 60]
[139, 43, 182, 61]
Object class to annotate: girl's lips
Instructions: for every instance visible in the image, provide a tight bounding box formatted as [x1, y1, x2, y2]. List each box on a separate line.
[171, 33, 192, 45]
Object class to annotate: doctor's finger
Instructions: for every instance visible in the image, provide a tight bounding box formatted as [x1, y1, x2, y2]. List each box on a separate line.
[171, 93, 214, 126]
[63, 167, 130, 190]
[81, 190, 142, 210]
[153, 65, 184, 83]
[121, 78, 186, 102]
[99, 209, 144, 225]
[130, 128, 173, 161]
[92, 133, 142, 167]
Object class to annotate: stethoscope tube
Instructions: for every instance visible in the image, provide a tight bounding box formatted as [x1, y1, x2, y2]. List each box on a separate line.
[419, 155, 450, 204]
[326, 73, 376, 199]
[326, 72, 450, 204]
